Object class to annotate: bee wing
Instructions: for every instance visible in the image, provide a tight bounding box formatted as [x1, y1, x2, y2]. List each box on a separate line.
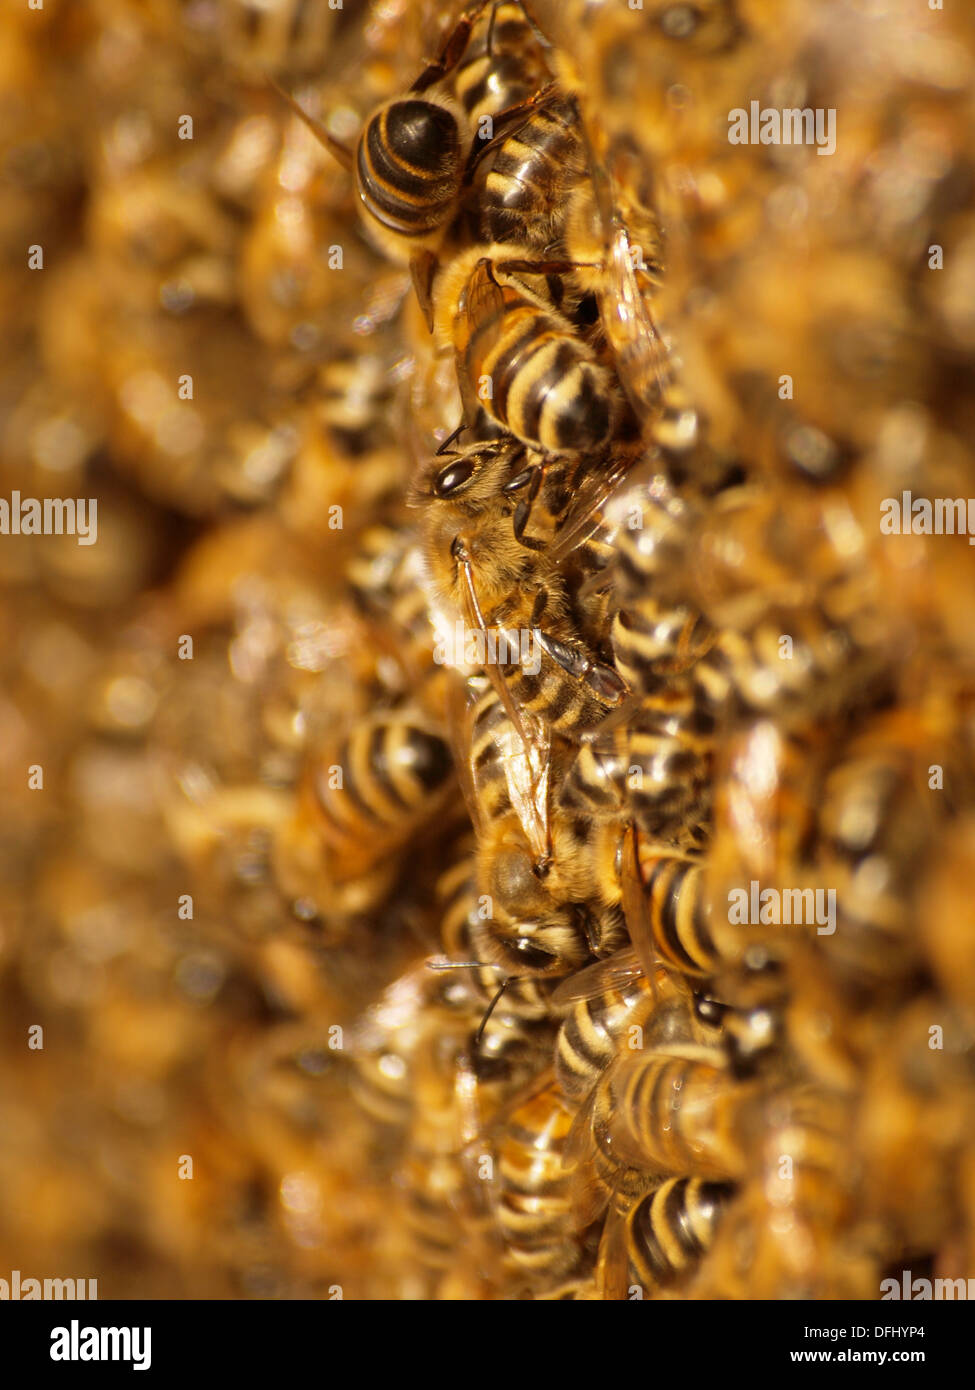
[596, 1197, 633, 1301]
[577, 116, 668, 421]
[620, 822, 661, 984]
[600, 227, 669, 419]
[562, 1085, 620, 1228]
[345, 957, 431, 1054]
[546, 447, 648, 566]
[492, 701, 552, 868]
[446, 674, 487, 838]
[550, 945, 645, 1007]
[460, 254, 508, 351]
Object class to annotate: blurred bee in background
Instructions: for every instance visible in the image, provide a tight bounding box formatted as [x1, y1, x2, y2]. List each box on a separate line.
[597, 1174, 736, 1301]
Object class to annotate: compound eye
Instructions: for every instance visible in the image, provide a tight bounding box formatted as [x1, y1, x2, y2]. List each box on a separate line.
[513, 939, 558, 971]
[434, 459, 476, 496]
[694, 994, 726, 1027]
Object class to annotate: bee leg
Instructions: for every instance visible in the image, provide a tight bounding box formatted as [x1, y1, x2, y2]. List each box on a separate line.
[536, 631, 629, 705]
[495, 257, 596, 277]
[410, 1, 491, 94]
[266, 78, 352, 171]
[512, 498, 548, 550]
[410, 250, 438, 332]
[502, 462, 540, 494]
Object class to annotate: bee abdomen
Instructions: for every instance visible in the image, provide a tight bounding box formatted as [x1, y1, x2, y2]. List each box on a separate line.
[643, 857, 715, 976]
[629, 1177, 734, 1288]
[313, 713, 452, 850]
[356, 99, 463, 237]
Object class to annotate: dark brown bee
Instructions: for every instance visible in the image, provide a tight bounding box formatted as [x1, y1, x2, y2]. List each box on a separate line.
[477, 89, 586, 248]
[281, 1, 553, 263]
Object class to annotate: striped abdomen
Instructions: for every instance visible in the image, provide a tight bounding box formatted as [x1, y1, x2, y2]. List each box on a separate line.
[625, 1177, 734, 1291]
[312, 712, 452, 863]
[494, 1080, 581, 1281]
[461, 263, 614, 454]
[640, 855, 717, 977]
[453, 4, 551, 126]
[555, 974, 654, 1104]
[482, 97, 585, 244]
[355, 98, 463, 240]
[608, 1052, 750, 1178]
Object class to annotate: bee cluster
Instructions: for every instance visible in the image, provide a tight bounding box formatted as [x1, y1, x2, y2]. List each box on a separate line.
[2, 0, 975, 1301]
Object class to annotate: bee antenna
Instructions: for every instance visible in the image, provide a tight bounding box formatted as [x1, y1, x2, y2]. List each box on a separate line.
[473, 975, 516, 1050]
[426, 957, 497, 972]
[265, 74, 354, 172]
[436, 422, 469, 456]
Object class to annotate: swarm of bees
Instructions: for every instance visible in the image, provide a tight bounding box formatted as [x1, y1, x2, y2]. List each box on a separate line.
[2, 0, 975, 1301]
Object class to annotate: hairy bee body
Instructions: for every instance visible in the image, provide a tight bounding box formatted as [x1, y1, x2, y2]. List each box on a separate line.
[603, 1047, 751, 1179]
[604, 1176, 735, 1299]
[492, 1077, 587, 1285]
[435, 248, 617, 454]
[479, 91, 586, 247]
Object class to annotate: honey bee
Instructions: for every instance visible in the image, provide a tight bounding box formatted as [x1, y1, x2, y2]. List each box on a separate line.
[416, 434, 629, 741]
[559, 687, 713, 848]
[489, 1073, 592, 1288]
[689, 1084, 872, 1300]
[433, 671, 628, 995]
[684, 482, 894, 726]
[280, 1, 553, 264]
[345, 521, 440, 694]
[598, 1044, 753, 1180]
[813, 703, 966, 993]
[433, 248, 620, 454]
[597, 1175, 736, 1301]
[348, 960, 453, 1131]
[562, 962, 753, 1165]
[475, 89, 587, 249]
[217, 0, 338, 78]
[436, 843, 555, 1024]
[272, 707, 456, 922]
[398, 1027, 506, 1296]
[551, 948, 673, 1105]
[857, 996, 975, 1259]
[610, 489, 712, 696]
[562, 135, 669, 427]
